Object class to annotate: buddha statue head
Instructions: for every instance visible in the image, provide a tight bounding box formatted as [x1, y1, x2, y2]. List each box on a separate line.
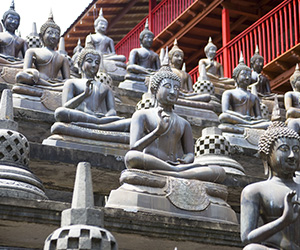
[139, 19, 154, 49]
[290, 64, 300, 92]
[250, 45, 264, 74]
[39, 10, 61, 47]
[169, 39, 184, 68]
[94, 8, 108, 34]
[204, 37, 217, 60]
[2, 0, 20, 32]
[258, 121, 300, 177]
[151, 47, 181, 102]
[232, 51, 252, 86]
[77, 42, 101, 75]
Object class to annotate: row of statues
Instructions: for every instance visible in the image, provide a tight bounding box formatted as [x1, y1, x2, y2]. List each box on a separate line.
[0, 2, 299, 249]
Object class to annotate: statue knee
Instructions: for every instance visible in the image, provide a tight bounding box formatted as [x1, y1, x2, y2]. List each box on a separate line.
[124, 150, 141, 169]
[54, 107, 67, 122]
[219, 113, 230, 123]
[243, 243, 268, 250]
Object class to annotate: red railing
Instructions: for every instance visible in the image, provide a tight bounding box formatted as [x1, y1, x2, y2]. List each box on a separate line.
[189, 0, 300, 81]
[115, 0, 196, 60]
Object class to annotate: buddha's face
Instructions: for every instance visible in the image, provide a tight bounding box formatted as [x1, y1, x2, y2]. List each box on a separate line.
[3, 13, 20, 32]
[268, 137, 300, 178]
[156, 78, 180, 105]
[95, 20, 107, 34]
[252, 58, 264, 73]
[82, 53, 100, 78]
[141, 33, 154, 49]
[171, 51, 184, 68]
[237, 69, 251, 87]
[43, 27, 60, 48]
[206, 46, 216, 60]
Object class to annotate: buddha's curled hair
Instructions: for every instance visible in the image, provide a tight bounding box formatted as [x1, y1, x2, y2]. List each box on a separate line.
[258, 121, 300, 156]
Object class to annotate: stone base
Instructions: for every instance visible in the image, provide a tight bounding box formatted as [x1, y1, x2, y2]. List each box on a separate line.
[13, 90, 62, 114]
[118, 79, 147, 92]
[0, 66, 22, 84]
[174, 104, 218, 120]
[43, 134, 129, 156]
[106, 170, 238, 224]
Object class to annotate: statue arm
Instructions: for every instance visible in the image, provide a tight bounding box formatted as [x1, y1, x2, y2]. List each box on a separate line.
[154, 54, 161, 70]
[253, 97, 262, 119]
[128, 49, 138, 65]
[104, 87, 117, 116]
[61, 56, 70, 79]
[187, 74, 193, 92]
[219, 64, 224, 78]
[21, 40, 28, 58]
[109, 39, 116, 54]
[241, 187, 300, 244]
[23, 49, 35, 69]
[62, 80, 91, 109]
[178, 122, 194, 164]
[130, 109, 170, 151]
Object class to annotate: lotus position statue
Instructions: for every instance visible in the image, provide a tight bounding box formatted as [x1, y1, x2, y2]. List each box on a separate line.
[219, 52, 270, 134]
[284, 64, 300, 134]
[124, 57, 225, 182]
[241, 122, 300, 249]
[168, 40, 212, 108]
[118, 19, 160, 92]
[0, 0, 28, 62]
[85, 8, 126, 80]
[15, 10, 69, 89]
[198, 37, 234, 86]
[51, 44, 130, 138]
[249, 46, 273, 97]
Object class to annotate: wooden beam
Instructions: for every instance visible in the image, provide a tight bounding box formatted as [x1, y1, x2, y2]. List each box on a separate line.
[107, 0, 140, 31]
[221, 2, 258, 19]
[154, 0, 224, 53]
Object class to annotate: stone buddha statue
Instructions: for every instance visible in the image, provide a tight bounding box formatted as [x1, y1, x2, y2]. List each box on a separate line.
[124, 60, 225, 181]
[118, 19, 161, 92]
[47, 44, 130, 144]
[106, 61, 238, 224]
[85, 8, 126, 81]
[248, 45, 273, 98]
[284, 64, 300, 134]
[219, 52, 270, 134]
[0, 0, 28, 62]
[15, 10, 70, 90]
[241, 122, 300, 249]
[198, 37, 234, 89]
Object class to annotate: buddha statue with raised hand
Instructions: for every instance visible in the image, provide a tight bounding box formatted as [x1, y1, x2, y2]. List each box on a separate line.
[241, 122, 300, 249]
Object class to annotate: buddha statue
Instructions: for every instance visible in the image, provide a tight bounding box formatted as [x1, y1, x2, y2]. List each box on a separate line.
[47, 44, 130, 144]
[248, 45, 273, 97]
[70, 38, 83, 77]
[241, 122, 300, 249]
[85, 8, 127, 81]
[106, 59, 238, 224]
[219, 52, 270, 134]
[198, 37, 235, 89]
[124, 59, 225, 181]
[0, 0, 28, 62]
[118, 19, 161, 92]
[284, 64, 300, 134]
[15, 10, 70, 90]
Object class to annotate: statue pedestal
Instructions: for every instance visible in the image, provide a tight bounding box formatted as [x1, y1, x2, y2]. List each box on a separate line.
[0, 66, 22, 84]
[12, 86, 62, 113]
[106, 169, 238, 224]
[118, 79, 148, 92]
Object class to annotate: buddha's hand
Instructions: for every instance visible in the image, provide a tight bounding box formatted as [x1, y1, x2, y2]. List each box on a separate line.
[282, 190, 300, 224]
[155, 108, 170, 136]
[84, 79, 93, 96]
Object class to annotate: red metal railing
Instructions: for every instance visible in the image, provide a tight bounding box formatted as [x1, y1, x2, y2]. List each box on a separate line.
[189, 0, 300, 81]
[115, 0, 196, 60]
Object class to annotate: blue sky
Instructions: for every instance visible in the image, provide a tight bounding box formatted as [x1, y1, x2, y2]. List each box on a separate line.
[1, 0, 93, 37]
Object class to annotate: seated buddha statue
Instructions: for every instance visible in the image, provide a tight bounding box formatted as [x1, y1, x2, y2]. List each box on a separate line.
[85, 8, 126, 81]
[0, 0, 28, 63]
[198, 37, 234, 88]
[124, 57, 225, 182]
[248, 46, 274, 98]
[241, 122, 300, 249]
[118, 19, 161, 92]
[219, 52, 270, 134]
[15, 10, 70, 91]
[284, 64, 300, 134]
[168, 39, 212, 108]
[50, 44, 130, 141]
